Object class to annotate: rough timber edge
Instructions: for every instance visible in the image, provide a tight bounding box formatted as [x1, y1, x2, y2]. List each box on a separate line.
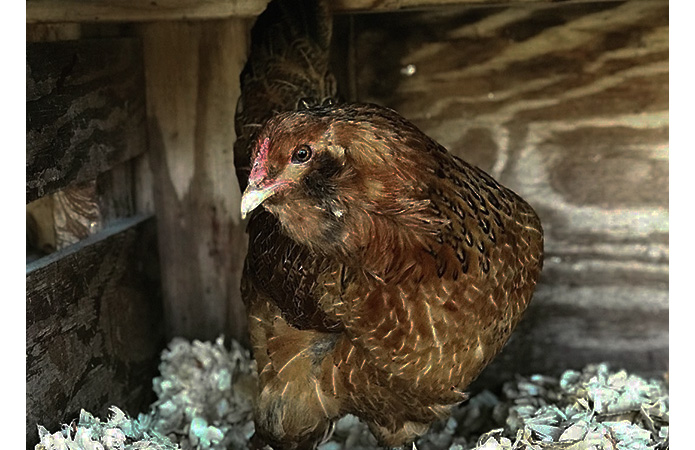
[25, 0, 658, 24]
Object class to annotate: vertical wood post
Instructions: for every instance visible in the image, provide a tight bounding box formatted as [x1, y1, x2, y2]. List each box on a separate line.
[142, 19, 250, 342]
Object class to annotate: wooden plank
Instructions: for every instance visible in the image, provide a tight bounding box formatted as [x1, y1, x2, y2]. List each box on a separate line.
[26, 215, 164, 448]
[26, 154, 152, 263]
[26, 23, 81, 41]
[25, 0, 642, 24]
[141, 20, 249, 343]
[26, 0, 268, 23]
[348, 0, 669, 384]
[26, 38, 146, 203]
[97, 158, 143, 223]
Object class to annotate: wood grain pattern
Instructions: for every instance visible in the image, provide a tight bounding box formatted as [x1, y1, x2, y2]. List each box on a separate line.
[25, 0, 629, 24]
[26, 216, 164, 448]
[52, 181, 102, 249]
[346, 0, 668, 385]
[26, 155, 153, 262]
[141, 20, 250, 343]
[26, 38, 147, 203]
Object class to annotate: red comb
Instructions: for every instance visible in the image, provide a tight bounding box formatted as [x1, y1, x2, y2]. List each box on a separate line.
[249, 137, 270, 184]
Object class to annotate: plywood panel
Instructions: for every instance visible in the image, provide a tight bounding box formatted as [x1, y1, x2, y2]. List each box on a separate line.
[347, 0, 668, 384]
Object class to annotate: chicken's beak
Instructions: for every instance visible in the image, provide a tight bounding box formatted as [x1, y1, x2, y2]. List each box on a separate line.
[240, 181, 280, 219]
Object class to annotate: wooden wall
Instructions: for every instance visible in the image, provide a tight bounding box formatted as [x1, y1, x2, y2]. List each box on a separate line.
[26, 31, 165, 447]
[338, 0, 668, 385]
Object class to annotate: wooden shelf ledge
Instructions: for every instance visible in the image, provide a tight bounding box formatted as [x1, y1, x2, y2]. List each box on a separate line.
[26, 0, 644, 24]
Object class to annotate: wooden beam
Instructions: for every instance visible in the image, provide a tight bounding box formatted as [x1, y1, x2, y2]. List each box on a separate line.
[27, 0, 269, 23]
[141, 19, 249, 343]
[26, 38, 147, 203]
[26, 215, 164, 447]
[25, 0, 642, 24]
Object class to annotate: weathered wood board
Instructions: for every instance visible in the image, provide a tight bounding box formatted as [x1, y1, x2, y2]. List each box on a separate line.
[26, 216, 164, 447]
[141, 20, 250, 343]
[26, 157, 150, 262]
[26, 0, 625, 24]
[26, 38, 147, 203]
[344, 0, 668, 385]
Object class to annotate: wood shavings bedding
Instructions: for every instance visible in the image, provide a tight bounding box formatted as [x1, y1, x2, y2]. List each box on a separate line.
[34, 337, 669, 450]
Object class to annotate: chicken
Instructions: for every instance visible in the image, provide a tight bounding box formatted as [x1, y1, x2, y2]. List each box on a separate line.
[234, 2, 544, 450]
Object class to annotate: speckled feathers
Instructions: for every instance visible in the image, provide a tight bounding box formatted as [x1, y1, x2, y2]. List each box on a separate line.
[234, 1, 543, 449]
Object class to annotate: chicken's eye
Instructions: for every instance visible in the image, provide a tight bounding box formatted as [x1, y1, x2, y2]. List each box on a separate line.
[291, 145, 313, 164]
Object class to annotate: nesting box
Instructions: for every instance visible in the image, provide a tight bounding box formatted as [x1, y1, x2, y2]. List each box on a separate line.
[26, 0, 668, 447]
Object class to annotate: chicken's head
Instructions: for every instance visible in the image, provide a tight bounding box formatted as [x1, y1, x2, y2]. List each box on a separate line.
[240, 104, 441, 258]
[240, 107, 358, 250]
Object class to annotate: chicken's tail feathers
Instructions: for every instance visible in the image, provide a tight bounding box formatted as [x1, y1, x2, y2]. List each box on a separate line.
[234, 0, 338, 190]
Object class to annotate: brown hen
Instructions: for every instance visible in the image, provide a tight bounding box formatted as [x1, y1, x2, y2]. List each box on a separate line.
[234, 2, 544, 450]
